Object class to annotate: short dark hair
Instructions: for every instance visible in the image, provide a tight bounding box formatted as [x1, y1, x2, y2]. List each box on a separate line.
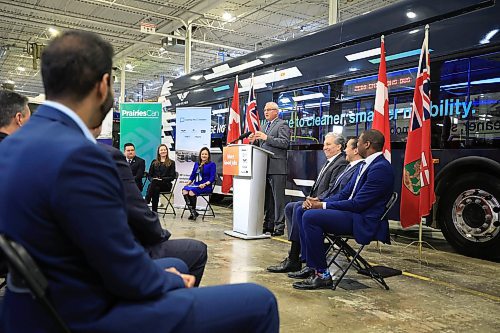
[41, 30, 114, 101]
[361, 129, 385, 152]
[347, 137, 358, 149]
[124, 143, 135, 149]
[0, 90, 29, 128]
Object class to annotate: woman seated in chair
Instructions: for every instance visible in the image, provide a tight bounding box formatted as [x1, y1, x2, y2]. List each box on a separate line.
[182, 147, 216, 220]
[146, 144, 176, 212]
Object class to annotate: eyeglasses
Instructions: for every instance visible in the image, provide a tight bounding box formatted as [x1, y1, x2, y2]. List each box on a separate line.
[263, 108, 278, 112]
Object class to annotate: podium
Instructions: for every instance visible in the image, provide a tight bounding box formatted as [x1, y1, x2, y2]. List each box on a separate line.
[223, 144, 274, 239]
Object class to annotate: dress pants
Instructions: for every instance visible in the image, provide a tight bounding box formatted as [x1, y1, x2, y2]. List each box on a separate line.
[285, 201, 303, 241]
[301, 209, 354, 270]
[148, 239, 208, 287]
[148, 179, 172, 212]
[172, 283, 279, 333]
[153, 257, 188, 274]
[264, 174, 286, 232]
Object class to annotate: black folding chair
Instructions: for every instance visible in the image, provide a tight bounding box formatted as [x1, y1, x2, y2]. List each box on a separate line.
[324, 192, 398, 290]
[142, 171, 149, 190]
[158, 172, 179, 217]
[181, 175, 217, 220]
[0, 234, 71, 332]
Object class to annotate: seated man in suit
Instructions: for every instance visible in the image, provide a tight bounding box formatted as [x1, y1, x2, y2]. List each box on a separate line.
[90, 127, 208, 286]
[267, 136, 364, 276]
[124, 142, 146, 191]
[0, 30, 278, 333]
[267, 133, 348, 273]
[293, 129, 394, 290]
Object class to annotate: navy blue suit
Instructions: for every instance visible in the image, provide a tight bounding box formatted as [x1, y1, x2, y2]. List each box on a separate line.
[0, 104, 278, 333]
[301, 154, 394, 270]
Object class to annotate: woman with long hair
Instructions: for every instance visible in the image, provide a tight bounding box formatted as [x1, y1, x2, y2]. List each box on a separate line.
[146, 144, 176, 212]
[182, 147, 216, 220]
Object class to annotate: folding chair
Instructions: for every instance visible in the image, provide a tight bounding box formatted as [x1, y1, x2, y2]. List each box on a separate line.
[181, 175, 217, 220]
[0, 234, 71, 333]
[324, 192, 398, 290]
[158, 172, 179, 217]
[142, 171, 149, 190]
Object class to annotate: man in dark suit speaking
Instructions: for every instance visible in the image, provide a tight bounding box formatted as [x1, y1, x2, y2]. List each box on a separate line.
[249, 102, 290, 236]
[0, 30, 278, 332]
[293, 130, 394, 290]
[124, 142, 146, 191]
[267, 133, 348, 273]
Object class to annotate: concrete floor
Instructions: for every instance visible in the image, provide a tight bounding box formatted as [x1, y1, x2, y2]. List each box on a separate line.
[161, 204, 500, 333]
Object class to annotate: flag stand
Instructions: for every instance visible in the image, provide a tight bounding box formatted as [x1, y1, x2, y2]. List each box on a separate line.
[405, 216, 436, 261]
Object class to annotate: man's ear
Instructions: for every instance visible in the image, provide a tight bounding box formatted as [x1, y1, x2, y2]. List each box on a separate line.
[14, 112, 23, 126]
[97, 73, 110, 101]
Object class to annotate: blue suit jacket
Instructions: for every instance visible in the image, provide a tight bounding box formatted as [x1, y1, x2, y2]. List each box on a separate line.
[324, 154, 394, 245]
[0, 105, 192, 332]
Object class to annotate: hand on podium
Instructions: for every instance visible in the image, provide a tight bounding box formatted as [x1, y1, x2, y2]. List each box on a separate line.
[254, 131, 267, 141]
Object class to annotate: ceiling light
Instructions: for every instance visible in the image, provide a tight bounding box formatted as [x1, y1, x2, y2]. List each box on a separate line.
[5, 79, 15, 84]
[345, 47, 380, 61]
[480, 29, 499, 44]
[16, 66, 26, 72]
[159, 47, 165, 52]
[125, 63, 134, 70]
[409, 29, 419, 34]
[260, 54, 273, 59]
[222, 12, 234, 22]
[292, 93, 325, 102]
[406, 11, 416, 19]
[48, 27, 59, 36]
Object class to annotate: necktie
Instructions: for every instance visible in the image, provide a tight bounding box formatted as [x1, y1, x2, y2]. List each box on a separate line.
[128, 159, 132, 164]
[312, 160, 330, 191]
[333, 164, 353, 188]
[348, 161, 366, 200]
[265, 121, 271, 133]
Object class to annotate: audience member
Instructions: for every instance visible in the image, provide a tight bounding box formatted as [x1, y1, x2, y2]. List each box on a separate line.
[293, 130, 394, 290]
[267, 133, 347, 273]
[90, 127, 208, 286]
[249, 101, 290, 236]
[146, 144, 176, 212]
[124, 142, 146, 191]
[182, 147, 216, 220]
[0, 30, 278, 333]
[0, 90, 30, 143]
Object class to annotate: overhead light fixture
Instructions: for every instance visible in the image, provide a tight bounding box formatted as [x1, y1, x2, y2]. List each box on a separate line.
[125, 63, 134, 70]
[260, 54, 273, 59]
[222, 12, 234, 22]
[409, 29, 419, 34]
[292, 93, 325, 102]
[480, 29, 499, 44]
[345, 47, 380, 61]
[48, 27, 59, 36]
[159, 47, 165, 52]
[16, 66, 26, 72]
[5, 79, 15, 84]
[406, 11, 416, 19]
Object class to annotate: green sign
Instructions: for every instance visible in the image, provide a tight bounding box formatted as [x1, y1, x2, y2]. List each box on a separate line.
[120, 102, 162, 175]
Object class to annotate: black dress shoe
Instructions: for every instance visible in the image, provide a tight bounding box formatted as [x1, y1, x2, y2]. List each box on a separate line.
[267, 258, 301, 273]
[287, 267, 314, 279]
[271, 230, 284, 237]
[292, 274, 333, 290]
[262, 228, 273, 234]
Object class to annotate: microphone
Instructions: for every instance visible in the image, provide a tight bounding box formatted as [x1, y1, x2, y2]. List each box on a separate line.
[229, 131, 252, 144]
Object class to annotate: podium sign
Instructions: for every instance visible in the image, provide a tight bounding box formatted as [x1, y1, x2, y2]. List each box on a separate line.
[223, 145, 252, 176]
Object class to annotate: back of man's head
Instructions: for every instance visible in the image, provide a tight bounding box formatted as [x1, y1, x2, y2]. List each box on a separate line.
[362, 129, 385, 152]
[41, 30, 114, 102]
[0, 90, 29, 129]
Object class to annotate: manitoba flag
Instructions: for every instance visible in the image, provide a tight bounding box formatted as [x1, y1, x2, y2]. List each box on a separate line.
[372, 36, 391, 162]
[222, 76, 240, 193]
[400, 26, 435, 228]
[243, 74, 260, 143]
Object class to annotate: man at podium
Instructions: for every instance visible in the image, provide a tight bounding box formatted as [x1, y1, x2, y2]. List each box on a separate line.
[249, 102, 290, 236]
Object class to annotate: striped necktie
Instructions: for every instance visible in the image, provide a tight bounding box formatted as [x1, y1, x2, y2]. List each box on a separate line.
[349, 161, 366, 199]
[265, 121, 271, 133]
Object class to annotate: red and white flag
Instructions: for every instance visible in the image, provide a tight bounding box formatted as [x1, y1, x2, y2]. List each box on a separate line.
[372, 35, 391, 162]
[400, 26, 435, 228]
[222, 76, 240, 193]
[243, 74, 260, 143]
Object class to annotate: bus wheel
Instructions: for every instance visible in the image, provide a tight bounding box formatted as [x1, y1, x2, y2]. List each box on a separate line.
[438, 173, 500, 259]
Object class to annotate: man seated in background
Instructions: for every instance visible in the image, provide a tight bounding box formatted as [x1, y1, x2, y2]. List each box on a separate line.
[124, 142, 146, 191]
[91, 126, 208, 286]
[267, 133, 348, 273]
[0, 90, 31, 143]
[0, 29, 278, 333]
[293, 130, 394, 290]
[267, 136, 364, 277]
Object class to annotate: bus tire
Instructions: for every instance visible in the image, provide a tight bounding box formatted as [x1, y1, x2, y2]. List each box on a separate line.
[438, 172, 500, 259]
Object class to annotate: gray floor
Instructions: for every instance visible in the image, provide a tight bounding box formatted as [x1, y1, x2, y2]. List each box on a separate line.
[161, 204, 500, 333]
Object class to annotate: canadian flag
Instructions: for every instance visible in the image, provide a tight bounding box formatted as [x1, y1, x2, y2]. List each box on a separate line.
[372, 35, 391, 162]
[221, 76, 240, 193]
